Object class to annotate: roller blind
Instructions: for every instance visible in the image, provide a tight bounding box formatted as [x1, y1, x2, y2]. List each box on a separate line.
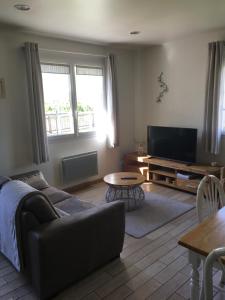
[41, 64, 70, 74]
[76, 66, 103, 76]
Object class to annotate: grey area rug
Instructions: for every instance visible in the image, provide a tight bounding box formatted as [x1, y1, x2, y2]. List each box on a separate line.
[125, 192, 195, 238]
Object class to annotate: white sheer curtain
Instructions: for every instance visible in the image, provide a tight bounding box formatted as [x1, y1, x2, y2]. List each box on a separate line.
[105, 54, 119, 148]
[204, 41, 225, 155]
[24, 42, 49, 164]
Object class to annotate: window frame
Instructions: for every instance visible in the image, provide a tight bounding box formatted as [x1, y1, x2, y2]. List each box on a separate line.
[41, 62, 76, 138]
[40, 52, 105, 140]
[74, 64, 105, 136]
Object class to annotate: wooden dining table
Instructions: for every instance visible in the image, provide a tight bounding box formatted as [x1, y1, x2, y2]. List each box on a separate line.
[178, 206, 225, 300]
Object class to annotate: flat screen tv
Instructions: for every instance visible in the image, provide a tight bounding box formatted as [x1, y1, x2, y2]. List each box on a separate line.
[147, 126, 197, 164]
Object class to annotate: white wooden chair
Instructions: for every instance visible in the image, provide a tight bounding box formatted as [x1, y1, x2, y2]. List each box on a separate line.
[204, 247, 225, 300]
[220, 166, 225, 193]
[197, 175, 225, 298]
[196, 175, 225, 223]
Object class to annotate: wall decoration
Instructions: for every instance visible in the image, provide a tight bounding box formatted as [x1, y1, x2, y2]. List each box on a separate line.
[156, 72, 168, 103]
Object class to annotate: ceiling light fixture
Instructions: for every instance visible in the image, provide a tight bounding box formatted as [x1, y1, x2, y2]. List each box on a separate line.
[14, 4, 31, 11]
[130, 31, 140, 35]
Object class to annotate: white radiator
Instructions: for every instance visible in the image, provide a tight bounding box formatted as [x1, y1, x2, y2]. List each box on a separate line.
[62, 151, 98, 182]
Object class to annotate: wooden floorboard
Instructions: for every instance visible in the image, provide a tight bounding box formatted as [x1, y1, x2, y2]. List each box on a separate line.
[0, 181, 218, 299]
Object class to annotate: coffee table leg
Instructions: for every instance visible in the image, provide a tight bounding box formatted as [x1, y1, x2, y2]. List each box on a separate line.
[105, 185, 145, 211]
[132, 187, 137, 208]
[133, 186, 145, 209]
[126, 186, 145, 211]
[106, 186, 116, 202]
[127, 188, 130, 211]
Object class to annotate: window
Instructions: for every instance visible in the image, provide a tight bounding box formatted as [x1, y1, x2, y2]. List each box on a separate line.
[41, 64, 74, 136]
[41, 62, 104, 137]
[75, 66, 104, 134]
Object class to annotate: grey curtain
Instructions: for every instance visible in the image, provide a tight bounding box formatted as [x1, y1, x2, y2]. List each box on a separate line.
[24, 42, 49, 164]
[106, 54, 119, 148]
[204, 41, 225, 155]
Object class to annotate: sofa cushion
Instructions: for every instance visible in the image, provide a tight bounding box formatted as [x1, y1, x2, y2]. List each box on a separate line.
[42, 186, 72, 204]
[54, 197, 94, 214]
[55, 207, 70, 217]
[11, 170, 49, 190]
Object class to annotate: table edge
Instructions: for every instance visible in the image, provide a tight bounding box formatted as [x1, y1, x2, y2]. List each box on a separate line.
[178, 240, 208, 257]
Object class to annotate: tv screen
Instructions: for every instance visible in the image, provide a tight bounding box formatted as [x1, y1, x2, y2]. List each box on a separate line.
[147, 126, 197, 163]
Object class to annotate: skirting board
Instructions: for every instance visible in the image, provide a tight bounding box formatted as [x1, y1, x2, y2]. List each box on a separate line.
[64, 178, 103, 193]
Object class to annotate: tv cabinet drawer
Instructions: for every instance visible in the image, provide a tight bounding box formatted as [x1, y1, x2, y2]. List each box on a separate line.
[176, 178, 201, 189]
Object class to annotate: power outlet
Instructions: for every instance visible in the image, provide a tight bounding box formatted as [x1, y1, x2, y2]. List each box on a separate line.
[0, 78, 6, 99]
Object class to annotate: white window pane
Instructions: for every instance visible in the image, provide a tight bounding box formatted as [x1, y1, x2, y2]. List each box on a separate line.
[42, 64, 74, 136]
[75, 66, 104, 133]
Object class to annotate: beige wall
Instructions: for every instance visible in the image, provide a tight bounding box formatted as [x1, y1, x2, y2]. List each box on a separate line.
[0, 27, 135, 187]
[2, 25, 225, 186]
[135, 29, 225, 163]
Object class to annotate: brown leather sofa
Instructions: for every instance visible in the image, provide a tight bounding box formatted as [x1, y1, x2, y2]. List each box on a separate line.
[10, 170, 125, 299]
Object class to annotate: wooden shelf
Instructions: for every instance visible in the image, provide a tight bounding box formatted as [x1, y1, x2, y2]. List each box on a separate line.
[124, 152, 149, 164]
[143, 157, 221, 176]
[124, 165, 141, 173]
[146, 157, 221, 194]
[149, 169, 177, 178]
[123, 152, 222, 194]
[123, 152, 149, 179]
[176, 178, 201, 188]
[151, 179, 196, 193]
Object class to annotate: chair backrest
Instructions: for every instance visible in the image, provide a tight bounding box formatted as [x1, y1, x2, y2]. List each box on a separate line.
[196, 175, 225, 223]
[204, 247, 225, 300]
[220, 178, 225, 192]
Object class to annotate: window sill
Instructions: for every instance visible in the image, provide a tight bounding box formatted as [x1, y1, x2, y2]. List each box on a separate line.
[78, 131, 97, 138]
[48, 133, 75, 142]
[47, 131, 96, 142]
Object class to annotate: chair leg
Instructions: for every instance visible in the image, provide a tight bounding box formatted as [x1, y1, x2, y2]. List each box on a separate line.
[200, 285, 205, 300]
[189, 250, 201, 300]
[200, 260, 205, 300]
[200, 261, 205, 300]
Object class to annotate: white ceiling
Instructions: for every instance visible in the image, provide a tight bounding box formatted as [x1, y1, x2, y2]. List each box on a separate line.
[0, 0, 225, 45]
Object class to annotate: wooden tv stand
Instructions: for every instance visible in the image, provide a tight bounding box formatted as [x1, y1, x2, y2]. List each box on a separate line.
[123, 152, 221, 193]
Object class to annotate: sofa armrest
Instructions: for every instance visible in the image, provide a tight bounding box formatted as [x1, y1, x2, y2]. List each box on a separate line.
[28, 201, 125, 299]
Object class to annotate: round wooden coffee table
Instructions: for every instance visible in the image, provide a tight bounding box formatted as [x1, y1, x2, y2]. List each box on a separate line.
[103, 172, 145, 211]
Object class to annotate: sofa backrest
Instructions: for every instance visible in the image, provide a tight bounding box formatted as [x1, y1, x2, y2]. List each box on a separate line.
[9, 171, 59, 225]
[11, 170, 49, 190]
[22, 193, 59, 224]
[18, 193, 59, 271]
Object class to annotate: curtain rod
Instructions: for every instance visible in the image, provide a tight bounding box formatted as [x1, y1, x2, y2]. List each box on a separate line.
[39, 47, 108, 58]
